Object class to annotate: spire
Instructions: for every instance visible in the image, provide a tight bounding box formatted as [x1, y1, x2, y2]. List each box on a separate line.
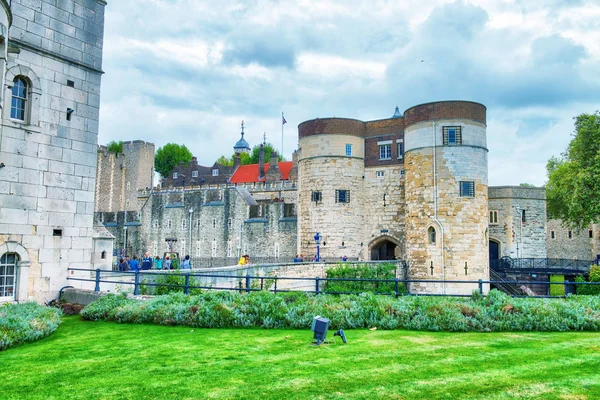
[234, 120, 251, 154]
[263, 132, 266, 145]
[392, 105, 401, 119]
[241, 120, 245, 136]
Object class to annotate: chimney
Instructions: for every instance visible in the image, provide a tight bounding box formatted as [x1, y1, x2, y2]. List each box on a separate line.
[233, 153, 241, 171]
[258, 144, 265, 179]
[191, 156, 198, 166]
[270, 151, 279, 168]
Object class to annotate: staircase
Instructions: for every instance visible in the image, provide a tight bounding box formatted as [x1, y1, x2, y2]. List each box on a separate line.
[489, 269, 530, 296]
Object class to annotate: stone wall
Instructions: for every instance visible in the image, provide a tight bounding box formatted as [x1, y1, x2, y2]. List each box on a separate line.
[546, 220, 599, 261]
[0, 0, 106, 303]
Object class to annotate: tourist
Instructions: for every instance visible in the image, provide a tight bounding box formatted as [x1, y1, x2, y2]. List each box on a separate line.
[342, 255, 348, 262]
[238, 255, 246, 266]
[312, 254, 317, 262]
[299, 254, 304, 262]
[181, 255, 192, 270]
[293, 254, 300, 262]
[155, 256, 163, 270]
[141, 252, 153, 270]
[118, 257, 128, 272]
[164, 255, 172, 270]
[244, 254, 250, 265]
[129, 255, 140, 272]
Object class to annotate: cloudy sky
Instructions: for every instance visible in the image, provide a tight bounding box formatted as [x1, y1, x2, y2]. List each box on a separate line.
[98, 0, 600, 186]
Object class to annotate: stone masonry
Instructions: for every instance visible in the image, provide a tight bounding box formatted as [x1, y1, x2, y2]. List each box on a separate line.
[0, 0, 106, 303]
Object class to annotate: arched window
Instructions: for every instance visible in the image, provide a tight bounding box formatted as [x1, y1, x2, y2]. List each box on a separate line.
[0, 253, 18, 301]
[11, 77, 28, 121]
[428, 226, 436, 244]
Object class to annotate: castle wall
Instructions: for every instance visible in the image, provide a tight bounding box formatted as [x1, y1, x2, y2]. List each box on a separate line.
[546, 220, 599, 261]
[0, 0, 106, 303]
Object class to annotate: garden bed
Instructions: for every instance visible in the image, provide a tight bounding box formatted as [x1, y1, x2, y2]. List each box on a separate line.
[0, 302, 62, 351]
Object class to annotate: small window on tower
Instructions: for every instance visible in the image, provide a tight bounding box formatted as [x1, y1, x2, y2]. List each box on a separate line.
[428, 226, 436, 244]
[311, 191, 322, 203]
[443, 126, 462, 145]
[551, 231, 555, 239]
[345, 144, 352, 157]
[459, 181, 475, 197]
[589, 230, 593, 239]
[335, 189, 350, 203]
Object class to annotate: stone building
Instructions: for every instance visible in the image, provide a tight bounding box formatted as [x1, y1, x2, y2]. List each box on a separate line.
[546, 221, 600, 261]
[163, 157, 233, 188]
[0, 0, 107, 303]
[488, 186, 547, 260]
[95, 140, 155, 212]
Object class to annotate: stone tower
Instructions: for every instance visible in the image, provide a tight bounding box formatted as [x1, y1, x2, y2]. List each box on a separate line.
[297, 118, 366, 259]
[0, 0, 107, 303]
[403, 101, 489, 295]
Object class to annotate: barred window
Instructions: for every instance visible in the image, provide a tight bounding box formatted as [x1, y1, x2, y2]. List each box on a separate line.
[397, 140, 404, 159]
[345, 144, 352, 157]
[459, 181, 475, 197]
[379, 144, 392, 160]
[336, 189, 350, 203]
[376, 171, 385, 177]
[551, 231, 555, 239]
[283, 203, 296, 217]
[443, 126, 462, 145]
[212, 169, 219, 176]
[311, 191, 322, 203]
[181, 219, 187, 230]
[489, 210, 498, 224]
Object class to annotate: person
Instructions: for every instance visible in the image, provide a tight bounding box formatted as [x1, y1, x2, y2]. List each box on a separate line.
[165, 255, 172, 270]
[129, 255, 140, 272]
[180, 255, 192, 270]
[312, 254, 317, 262]
[238, 255, 246, 266]
[299, 254, 304, 262]
[118, 257, 128, 272]
[141, 252, 153, 270]
[155, 256, 163, 270]
[342, 255, 348, 262]
[293, 254, 300, 263]
[244, 254, 250, 265]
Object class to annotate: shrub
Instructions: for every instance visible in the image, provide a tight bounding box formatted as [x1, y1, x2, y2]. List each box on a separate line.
[0, 302, 62, 351]
[81, 289, 600, 332]
[154, 273, 203, 295]
[575, 266, 600, 295]
[324, 263, 406, 295]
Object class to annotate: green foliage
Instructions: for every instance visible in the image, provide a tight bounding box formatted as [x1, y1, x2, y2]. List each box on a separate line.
[575, 265, 600, 295]
[154, 143, 193, 178]
[216, 155, 234, 167]
[324, 263, 406, 294]
[0, 302, 62, 351]
[81, 289, 600, 332]
[154, 273, 203, 296]
[549, 274, 565, 296]
[106, 140, 123, 154]
[217, 143, 283, 167]
[519, 183, 537, 188]
[546, 112, 600, 228]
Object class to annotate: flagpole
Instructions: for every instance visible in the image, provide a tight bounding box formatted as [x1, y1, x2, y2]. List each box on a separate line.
[281, 111, 284, 157]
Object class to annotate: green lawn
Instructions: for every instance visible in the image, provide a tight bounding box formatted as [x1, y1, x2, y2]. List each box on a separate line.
[1, 316, 599, 399]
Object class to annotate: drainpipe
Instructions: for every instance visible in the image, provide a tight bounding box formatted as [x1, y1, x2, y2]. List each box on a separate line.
[432, 122, 446, 294]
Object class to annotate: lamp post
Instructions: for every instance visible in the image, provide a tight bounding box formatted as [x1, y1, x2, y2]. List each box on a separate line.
[123, 226, 128, 257]
[188, 208, 193, 259]
[314, 232, 321, 262]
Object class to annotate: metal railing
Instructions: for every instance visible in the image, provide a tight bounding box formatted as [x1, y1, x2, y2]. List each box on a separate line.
[491, 258, 596, 272]
[66, 268, 600, 298]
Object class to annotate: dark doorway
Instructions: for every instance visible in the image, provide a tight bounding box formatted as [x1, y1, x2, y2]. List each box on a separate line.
[489, 240, 500, 261]
[371, 240, 396, 260]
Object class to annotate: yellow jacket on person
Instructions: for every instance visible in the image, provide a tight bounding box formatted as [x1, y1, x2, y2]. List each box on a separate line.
[238, 257, 246, 266]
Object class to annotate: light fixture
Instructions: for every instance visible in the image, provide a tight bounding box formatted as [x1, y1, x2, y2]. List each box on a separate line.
[311, 316, 330, 345]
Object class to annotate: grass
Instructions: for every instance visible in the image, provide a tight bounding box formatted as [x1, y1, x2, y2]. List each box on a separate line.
[1, 316, 599, 399]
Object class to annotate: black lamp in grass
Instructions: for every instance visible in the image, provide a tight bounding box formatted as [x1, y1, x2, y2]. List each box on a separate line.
[311, 316, 347, 344]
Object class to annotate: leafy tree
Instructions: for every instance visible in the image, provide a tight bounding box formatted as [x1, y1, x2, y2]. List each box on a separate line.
[546, 112, 600, 228]
[107, 141, 123, 154]
[248, 143, 284, 164]
[154, 143, 193, 178]
[519, 183, 537, 188]
[216, 155, 234, 167]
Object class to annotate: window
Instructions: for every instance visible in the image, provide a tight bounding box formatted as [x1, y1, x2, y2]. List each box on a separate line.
[228, 218, 232, 229]
[397, 140, 404, 159]
[101, 251, 106, 259]
[379, 144, 392, 160]
[459, 181, 475, 197]
[428, 227, 436, 244]
[275, 243, 280, 259]
[53, 229, 62, 237]
[211, 239, 217, 257]
[283, 203, 296, 217]
[192, 171, 198, 178]
[335, 189, 350, 203]
[345, 144, 352, 157]
[67, 79, 75, 87]
[376, 171, 385, 177]
[213, 218, 217, 229]
[311, 191, 322, 203]
[127, 182, 131, 191]
[180, 240, 186, 256]
[443, 126, 462, 145]
[181, 219, 187, 230]
[521, 210, 526, 223]
[400, 169, 405, 177]
[153, 220, 159, 229]
[153, 241, 157, 255]
[66, 108, 73, 121]
[551, 231, 555, 239]
[212, 169, 219, 176]
[11, 77, 28, 121]
[196, 240, 201, 256]
[227, 241, 232, 257]
[249, 204, 264, 218]
[173, 172, 178, 179]
[0, 253, 18, 299]
[589, 230, 593, 239]
[568, 231, 572, 239]
[489, 210, 498, 225]
[166, 219, 172, 229]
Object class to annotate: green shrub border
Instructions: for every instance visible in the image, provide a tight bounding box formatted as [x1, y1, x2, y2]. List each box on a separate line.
[82, 290, 600, 332]
[0, 302, 62, 351]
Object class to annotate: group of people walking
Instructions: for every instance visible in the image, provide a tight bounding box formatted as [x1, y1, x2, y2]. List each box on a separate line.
[117, 252, 193, 272]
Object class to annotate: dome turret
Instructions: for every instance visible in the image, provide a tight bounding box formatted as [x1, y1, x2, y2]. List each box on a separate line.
[233, 121, 251, 154]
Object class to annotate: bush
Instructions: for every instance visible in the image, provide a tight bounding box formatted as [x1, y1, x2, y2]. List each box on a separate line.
[81, 289, 600, 332]
[575, 266, 600, 295]
[0, 302, 62, 351]
[324, 263, 406, 295]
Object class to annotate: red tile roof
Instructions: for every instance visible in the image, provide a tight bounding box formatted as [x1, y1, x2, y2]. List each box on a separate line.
[230, 161, 293, 183]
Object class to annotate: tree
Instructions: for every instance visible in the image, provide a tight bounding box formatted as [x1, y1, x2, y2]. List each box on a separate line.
[107, 140, 123, 154]
[248, 143, 284, 164]
[546, 112, 600, 228]
[216, 155, 234, 167]
[154, 143, 193, 178]
[519, 183, 536, 188]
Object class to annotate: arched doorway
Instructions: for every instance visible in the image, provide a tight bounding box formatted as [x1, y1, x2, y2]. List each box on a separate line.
[489, 239, 501, 269]
[370, 238, 398, 261]
[0, 252, 19, 302]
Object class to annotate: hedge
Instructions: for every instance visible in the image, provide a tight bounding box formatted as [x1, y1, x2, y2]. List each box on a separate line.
[0, 302, 62, 351]
[81, 290, 600, 332]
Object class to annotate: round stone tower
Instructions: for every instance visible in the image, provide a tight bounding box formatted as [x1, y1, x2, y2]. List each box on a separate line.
[297, 118, 365, 260]
[403, 101, 489, 295]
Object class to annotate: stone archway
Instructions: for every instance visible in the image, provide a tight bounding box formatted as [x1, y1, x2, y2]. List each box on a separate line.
[369, 236, 400, 261]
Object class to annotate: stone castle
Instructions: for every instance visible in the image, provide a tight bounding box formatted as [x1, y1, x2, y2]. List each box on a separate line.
[0, 0, 108, 303]
[93, 101, 600, 296]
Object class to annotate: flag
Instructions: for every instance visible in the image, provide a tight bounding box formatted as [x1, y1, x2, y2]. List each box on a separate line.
[282, 114, 287, 125]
